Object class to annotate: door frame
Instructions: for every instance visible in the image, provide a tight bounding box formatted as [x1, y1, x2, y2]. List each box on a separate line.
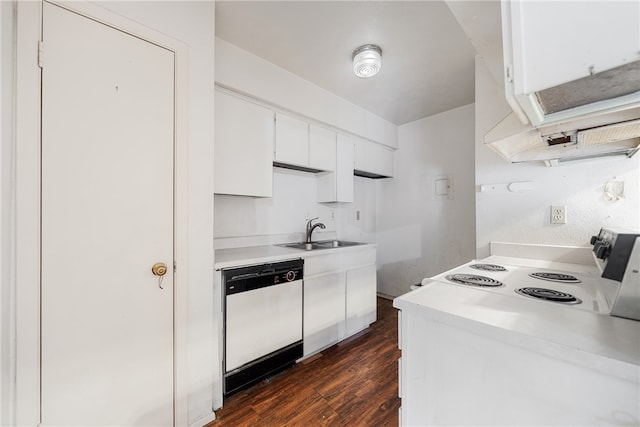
[15, 1, 189, 425]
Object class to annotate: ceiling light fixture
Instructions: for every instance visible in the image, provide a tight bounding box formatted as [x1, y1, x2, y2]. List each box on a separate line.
[352, 44, 382, 78]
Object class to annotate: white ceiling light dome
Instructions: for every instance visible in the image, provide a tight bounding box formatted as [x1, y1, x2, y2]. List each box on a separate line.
[352, 44, 382, 78]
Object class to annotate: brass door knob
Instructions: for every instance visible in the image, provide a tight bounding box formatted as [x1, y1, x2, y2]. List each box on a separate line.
[151, 262, 168, 277]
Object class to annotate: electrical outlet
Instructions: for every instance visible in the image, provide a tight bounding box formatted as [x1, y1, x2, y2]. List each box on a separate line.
[356, 210, 361, 221]
[551, 205, 567, 224]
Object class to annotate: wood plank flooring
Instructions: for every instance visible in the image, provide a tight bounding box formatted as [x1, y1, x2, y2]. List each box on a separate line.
[208, 297, 400, 427]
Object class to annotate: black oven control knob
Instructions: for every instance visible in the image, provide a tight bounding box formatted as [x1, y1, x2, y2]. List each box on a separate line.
[594, 242, 611, 260]
[285, 270, 297, 281]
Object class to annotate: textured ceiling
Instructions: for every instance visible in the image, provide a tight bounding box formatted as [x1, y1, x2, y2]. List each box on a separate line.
[215, 1, 482, 125]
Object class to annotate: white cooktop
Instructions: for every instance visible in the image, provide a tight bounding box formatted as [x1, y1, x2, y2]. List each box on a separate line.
[399, 243, 639, 378]
[427, 258, 620, 315]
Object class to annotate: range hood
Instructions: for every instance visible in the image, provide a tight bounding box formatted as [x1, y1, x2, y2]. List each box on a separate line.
[485, 107, 640, 166]
[490, 1, 640, 165]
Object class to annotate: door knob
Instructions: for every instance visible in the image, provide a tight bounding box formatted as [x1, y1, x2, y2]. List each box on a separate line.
[152, 263, 168, 289]
[151, 262, 168, 276]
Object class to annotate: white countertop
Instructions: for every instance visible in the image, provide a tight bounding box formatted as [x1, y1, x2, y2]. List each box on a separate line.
[215, 242, 377, 270]
[394, 281, 640, 381]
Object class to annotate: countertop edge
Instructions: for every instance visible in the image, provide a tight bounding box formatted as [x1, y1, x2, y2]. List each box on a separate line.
[394, 282, 640, 381]
[214, 242, 377, 270]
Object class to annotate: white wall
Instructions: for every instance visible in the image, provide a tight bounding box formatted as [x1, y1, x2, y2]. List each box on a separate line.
[214, 169, 376, 245]
[376, 104, 476, 297]
[475, 56, 640, 258]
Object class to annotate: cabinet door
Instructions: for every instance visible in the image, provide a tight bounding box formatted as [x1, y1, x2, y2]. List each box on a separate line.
[335, 134, 354, 202]
[309, 125, 336, 171]
[214, 90, 274, 197]
[303, 272, 346, 356]
[369, 143, 394, 178]
[316, 134, 354, 203]
[274, 113, 309, 167]
[345, 264, 377, 337]
[354, 139, 394, 178]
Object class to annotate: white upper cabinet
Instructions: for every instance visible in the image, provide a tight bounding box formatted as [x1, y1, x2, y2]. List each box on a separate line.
[354, 139, 394, 178]
[503, 0, 640, 125]
[274, 113, 309, 168]
[214, 90, 274, 197]
[309, 125, 336, 171]
[317, 134, 354, 203]
[274, 113, 337, 172]
[507, 1, 639, 93]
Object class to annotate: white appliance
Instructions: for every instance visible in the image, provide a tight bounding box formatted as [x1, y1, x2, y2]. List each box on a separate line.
[591, 228, 640, 321]
[485, 108, 640, 165]
[485, 1, 640, 165]
[223, 258, 303, 396]
[394, 231, 640, 426]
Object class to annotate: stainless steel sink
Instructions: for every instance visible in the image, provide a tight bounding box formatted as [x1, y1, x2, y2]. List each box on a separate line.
[279, 242, 327, 251]
[316, 240, 363, 248]
[278, 240, 365, 251]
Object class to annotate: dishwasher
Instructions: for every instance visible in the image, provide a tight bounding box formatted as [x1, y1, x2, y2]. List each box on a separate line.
[223, 258, 304, 396]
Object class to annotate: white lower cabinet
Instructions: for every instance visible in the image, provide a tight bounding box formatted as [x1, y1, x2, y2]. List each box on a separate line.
[303, 271, 346, 356]
[345, 264, 377, 336]
[303, 247, 377, 357]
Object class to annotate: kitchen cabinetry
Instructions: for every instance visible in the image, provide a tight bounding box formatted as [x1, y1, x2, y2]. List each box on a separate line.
[214, 90, 274, 197]
[303, 271, 346, 356]
[309, 125, 336, 171]
[303, 247, 377, 357]
[274, 113, 336, 172]
[274, 113, 308, 168]
[316, 134, 354, 203]
[505, 1, 639, 95]
[502, 1, 640, 126]
[345, 264, 377, 336]
[354, 139, 394, 178]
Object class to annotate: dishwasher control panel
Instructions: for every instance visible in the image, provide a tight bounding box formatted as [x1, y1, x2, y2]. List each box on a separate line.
[223, 258, 304, 295]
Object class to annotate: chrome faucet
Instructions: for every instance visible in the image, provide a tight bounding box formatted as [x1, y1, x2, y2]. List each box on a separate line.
[306, 217, 326, 243]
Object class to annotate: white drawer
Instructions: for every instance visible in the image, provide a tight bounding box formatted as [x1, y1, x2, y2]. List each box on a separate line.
[304, 247, 376, 276]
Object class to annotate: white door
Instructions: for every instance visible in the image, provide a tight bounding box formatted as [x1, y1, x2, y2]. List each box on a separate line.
[345, 265, 377, 336]
[303, 272, 346, 356]
[40, 3, 175, 426]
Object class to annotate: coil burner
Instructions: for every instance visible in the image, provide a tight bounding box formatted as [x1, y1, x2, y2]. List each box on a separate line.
[516, 287, 582, 304]
[469, 263, 508, 272]
[529, 272, 581, 283]
[445, 274, 504, 287]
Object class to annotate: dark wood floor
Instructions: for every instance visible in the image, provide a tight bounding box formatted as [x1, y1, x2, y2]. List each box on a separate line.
[208, 297, 400, 427]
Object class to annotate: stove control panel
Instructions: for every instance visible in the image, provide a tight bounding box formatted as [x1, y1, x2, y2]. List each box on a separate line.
[590, 235, 612, 260]
[591, 228, 639, 282]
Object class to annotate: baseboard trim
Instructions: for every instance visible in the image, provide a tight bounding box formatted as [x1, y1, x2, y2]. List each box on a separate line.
[189, 411, 216, 427]
[376, 292, 395, 300]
